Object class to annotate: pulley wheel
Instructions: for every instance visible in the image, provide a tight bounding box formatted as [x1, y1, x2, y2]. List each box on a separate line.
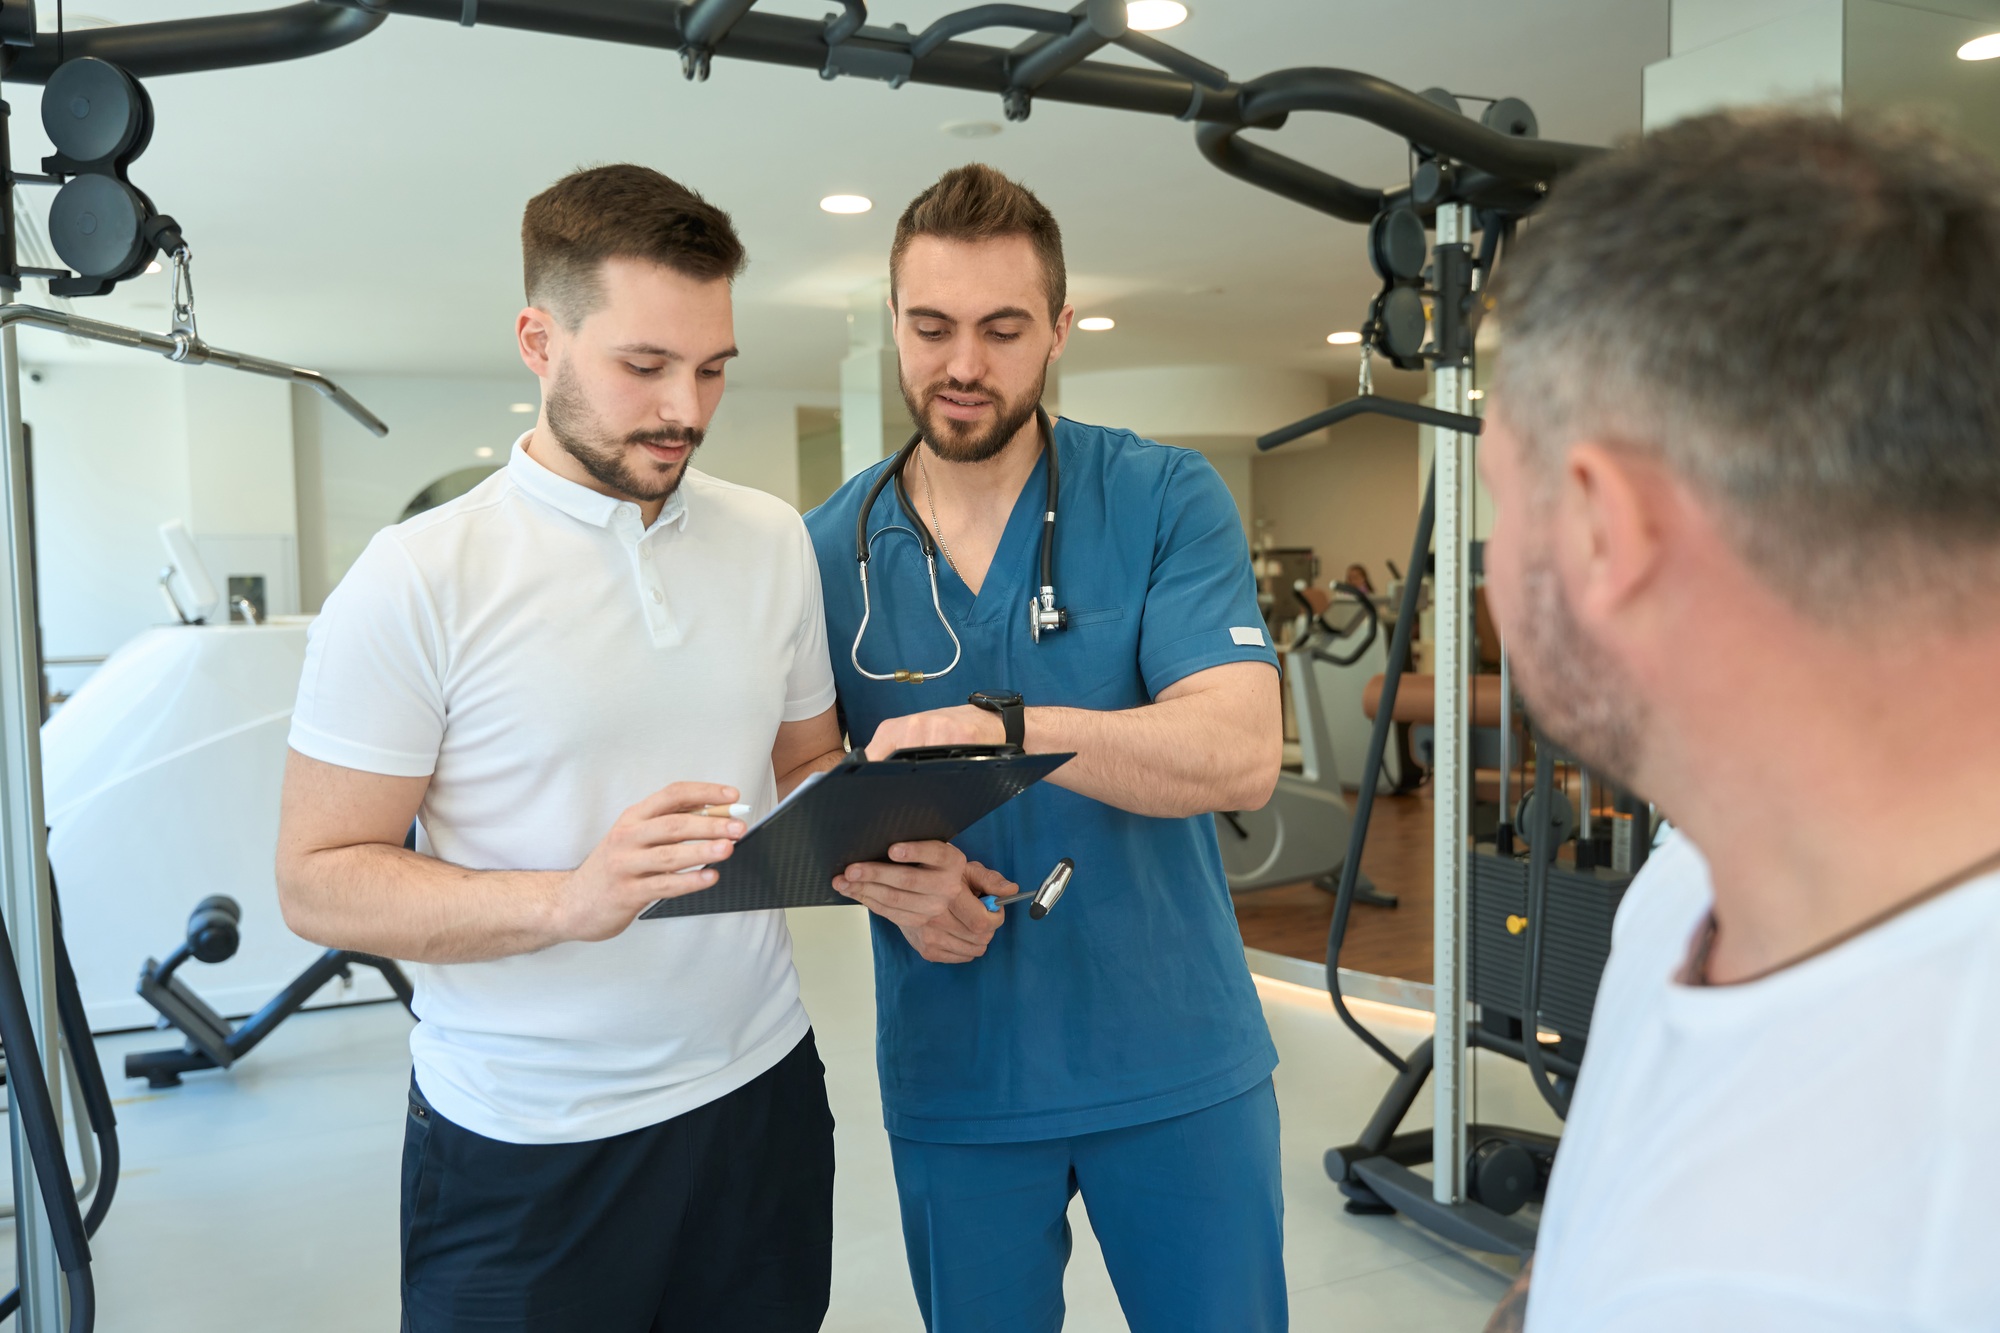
[48, 174, 150, 279]
[1481, 96, 1539, 140]
[1369, 205, 1428, 283]
[1515, 786, 1577, 850]
[1378, 285, 1427, 364]
[42, 56, 152, 166]
[1419, 86, 1464, 118]
[1466, 1138, 1536, 1216]
[1410, 159, 1456, 210]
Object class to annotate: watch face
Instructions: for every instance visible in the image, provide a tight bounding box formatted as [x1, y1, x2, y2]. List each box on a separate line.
[970, 690, 1023, 708]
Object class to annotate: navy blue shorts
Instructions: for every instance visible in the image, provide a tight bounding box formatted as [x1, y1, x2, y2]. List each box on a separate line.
[401, 1031, 835, 1333]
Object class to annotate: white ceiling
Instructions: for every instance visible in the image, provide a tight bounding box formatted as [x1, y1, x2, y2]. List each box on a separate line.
[15, 1, 1670, 390]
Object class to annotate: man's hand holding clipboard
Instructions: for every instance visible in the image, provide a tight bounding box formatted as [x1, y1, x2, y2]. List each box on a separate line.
[834, 842, 1017, 964]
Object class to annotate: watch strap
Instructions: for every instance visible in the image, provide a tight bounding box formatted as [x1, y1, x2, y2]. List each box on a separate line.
[970, 692, 1025, 748]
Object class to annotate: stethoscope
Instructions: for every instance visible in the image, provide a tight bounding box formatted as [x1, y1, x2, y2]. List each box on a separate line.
[851, 407, 1066, 684]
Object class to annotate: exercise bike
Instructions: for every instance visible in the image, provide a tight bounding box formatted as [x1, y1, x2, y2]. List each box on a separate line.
[126, 895, 415, 1089]
[1217, 582, 1398, 907]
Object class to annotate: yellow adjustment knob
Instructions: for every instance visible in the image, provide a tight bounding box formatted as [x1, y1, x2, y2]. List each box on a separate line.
[1506, 914, 1529, 936]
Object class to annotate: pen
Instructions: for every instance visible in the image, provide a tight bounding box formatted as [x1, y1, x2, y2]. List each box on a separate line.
[981, 857, 1075, 920]
[700, 803, 753, 820]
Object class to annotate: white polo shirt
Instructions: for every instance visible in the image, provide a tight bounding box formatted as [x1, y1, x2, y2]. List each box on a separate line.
[289, 437, 838, 1145]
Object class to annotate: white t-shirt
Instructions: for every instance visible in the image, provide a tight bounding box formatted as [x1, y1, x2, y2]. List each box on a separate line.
[289, 439, 838, 1145]
[1527, 832, 2000, 1332]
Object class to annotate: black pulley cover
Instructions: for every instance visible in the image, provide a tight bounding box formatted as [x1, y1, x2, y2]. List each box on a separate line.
[1411, 160, 1455, 210]
[1466, 1138, 1536, 1216]
[1369, 206, 1428, 283]
[41, 57, 153, 167]
[1418, 86, 1463, 118]
[1481, 96, 1539, 140]
[48, 175, 151, 279]
[1378, 285, 1428, 364]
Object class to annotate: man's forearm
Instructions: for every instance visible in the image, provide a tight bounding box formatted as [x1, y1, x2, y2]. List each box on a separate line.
[778, 744, 847, 796]
[281, 844, 568, 965]
[1026, 692, 1278, 819]
[1484, 1259, 1532, 1333]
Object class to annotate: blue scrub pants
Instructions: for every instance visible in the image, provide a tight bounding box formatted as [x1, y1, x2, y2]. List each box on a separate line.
[888, 1078, 1286, 1333]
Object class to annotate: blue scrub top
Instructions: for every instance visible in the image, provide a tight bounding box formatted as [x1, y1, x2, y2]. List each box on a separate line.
[804, 416, 1281, 1144]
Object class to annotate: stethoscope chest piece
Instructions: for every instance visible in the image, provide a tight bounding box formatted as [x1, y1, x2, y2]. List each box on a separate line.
[1029, 586, 1067, 643]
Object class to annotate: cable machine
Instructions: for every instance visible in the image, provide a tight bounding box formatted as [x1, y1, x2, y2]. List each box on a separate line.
[0, 13, 390, 1327]
[0, 3, 1612, 1325]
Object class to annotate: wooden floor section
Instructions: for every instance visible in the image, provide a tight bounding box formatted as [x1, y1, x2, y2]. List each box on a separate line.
[1232, 789, 1437, 984]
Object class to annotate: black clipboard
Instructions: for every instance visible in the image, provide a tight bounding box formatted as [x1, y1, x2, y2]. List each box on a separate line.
[640, 746, 1073, 919]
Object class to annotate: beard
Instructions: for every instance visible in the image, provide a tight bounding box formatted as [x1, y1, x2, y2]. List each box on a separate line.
[544, 358, 703, 504]
[900, 365, 1046, 464]
[1508, 542, 1649, 790]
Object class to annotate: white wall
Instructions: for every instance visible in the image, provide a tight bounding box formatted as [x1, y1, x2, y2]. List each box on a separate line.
[185, 374, 302, 623]
[21, 363, 193, 685]
[294, 374, 543, 608]
[703, 386, 829, 505]
[1252, 414, 1420, 589]
[1059, 365, 1329, 440]
[18, 359, 310, 694]
[1060, 365, 1332, 534]
[295, 374, 833, 607]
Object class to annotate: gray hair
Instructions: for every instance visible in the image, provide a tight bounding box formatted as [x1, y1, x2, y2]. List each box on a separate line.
[1490, 110, 2000, 617]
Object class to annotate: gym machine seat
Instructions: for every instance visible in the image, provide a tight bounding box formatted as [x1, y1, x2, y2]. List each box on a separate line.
[126, 896, 415, 1089]
[1361, 673, 1506, 726]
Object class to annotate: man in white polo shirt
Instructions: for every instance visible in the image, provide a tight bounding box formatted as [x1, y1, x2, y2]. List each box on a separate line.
[276, 165, 846, 1332]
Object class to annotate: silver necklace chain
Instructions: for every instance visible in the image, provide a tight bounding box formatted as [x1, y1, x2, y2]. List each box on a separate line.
[916, 445, 959, 577]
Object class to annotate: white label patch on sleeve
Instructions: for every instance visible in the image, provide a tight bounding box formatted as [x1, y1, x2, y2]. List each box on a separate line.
[1230, 626, 1266, 647]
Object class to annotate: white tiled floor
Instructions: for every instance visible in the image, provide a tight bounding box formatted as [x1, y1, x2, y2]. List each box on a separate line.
[25, 906, 1559, 1330]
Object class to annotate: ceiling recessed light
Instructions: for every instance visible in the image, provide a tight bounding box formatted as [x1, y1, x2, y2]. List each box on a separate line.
[942, 120, 1003, 139]
[1127, 1, 1188, 31]
[1077, 316, 1116, 331]
[820, 194, 873, 215]
[475, 447, 495, 458]
[508, 402, 535, 413]
[1467, 389, 1485, 400]
[1326, 331, 1362, 345]
[1958, 32, 2000, 59]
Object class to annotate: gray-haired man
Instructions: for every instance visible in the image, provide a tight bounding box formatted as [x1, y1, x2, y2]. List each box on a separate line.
[1478, 112, 2000, 1331]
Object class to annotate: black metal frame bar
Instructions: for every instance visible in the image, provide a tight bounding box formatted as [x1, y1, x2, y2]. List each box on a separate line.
[1259, 395, 1484, 452]
[2, 3, 384, 83]
[297, 1, 1600, 214]
[0, 2, 1603, 249]
[0, 900, 92, 1331]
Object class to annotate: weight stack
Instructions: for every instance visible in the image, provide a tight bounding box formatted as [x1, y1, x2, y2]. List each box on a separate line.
[1468, 848, 1629, 1041]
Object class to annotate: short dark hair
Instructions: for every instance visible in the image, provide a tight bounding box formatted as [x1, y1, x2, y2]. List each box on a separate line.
[1492, 110, 2000, 615]
[522, 164, 746, 328]
[891, 164, 1066, 321]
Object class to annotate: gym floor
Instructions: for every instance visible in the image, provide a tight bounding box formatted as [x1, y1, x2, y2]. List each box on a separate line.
[23, 905, 1561, 1332]
[1235, 789, 1439, 983]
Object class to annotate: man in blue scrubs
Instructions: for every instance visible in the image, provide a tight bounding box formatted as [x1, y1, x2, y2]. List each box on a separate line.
[804, 164, 1288, 1331]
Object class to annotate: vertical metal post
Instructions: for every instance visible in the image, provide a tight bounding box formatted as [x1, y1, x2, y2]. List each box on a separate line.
[1430, 203, 1474, 1207]
[1496, 642, 1511, 824]
[0, 292, 67, 1331]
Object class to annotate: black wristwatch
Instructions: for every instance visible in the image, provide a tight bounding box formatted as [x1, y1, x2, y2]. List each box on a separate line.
[967, 689, 1025, 749]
